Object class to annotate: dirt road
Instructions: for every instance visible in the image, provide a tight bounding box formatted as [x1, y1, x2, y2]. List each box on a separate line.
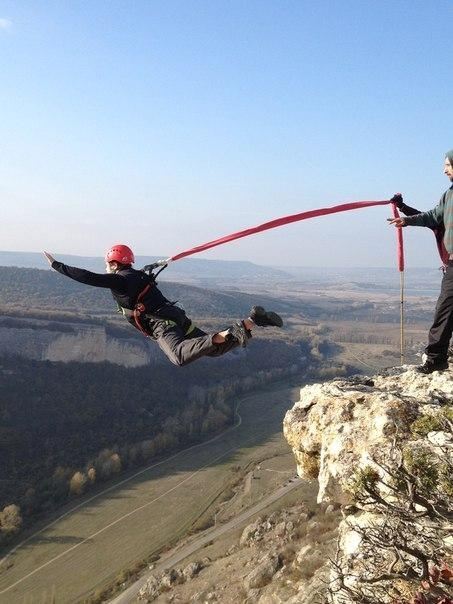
[110, 478, 302, 604]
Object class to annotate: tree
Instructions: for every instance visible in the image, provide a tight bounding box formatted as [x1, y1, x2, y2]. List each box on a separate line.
[324, 412, 453, 604]
[87, 467, 96, 483]
[0, 504, 23, 535]
[95, 449, 122, 479]
[69, 471, 87, 496]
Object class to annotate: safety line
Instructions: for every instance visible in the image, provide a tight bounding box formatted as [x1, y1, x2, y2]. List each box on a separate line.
[167, 199, 392, 262]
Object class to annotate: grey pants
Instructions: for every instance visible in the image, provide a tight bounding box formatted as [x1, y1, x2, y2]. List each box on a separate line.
[146, 310, 240, 366]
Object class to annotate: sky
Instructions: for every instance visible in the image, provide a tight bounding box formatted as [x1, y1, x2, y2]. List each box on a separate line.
[1, 1, 452, 268]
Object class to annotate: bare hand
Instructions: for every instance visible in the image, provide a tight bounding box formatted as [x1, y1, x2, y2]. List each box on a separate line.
[43, 251, 55, 266]
[387, 217, 406, 227]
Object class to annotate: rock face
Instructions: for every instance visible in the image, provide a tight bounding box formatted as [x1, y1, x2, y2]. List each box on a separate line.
[0, 324, 151, 366]
[284, 367, 453, 501]
[284, 365, 453, 603]
[243, 553, 280, 590]
[44, 326, 151, 366]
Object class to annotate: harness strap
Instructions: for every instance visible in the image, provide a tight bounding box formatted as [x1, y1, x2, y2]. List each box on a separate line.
[126, 290, 196, 338]
[133, 283, 152, 337]
[185, 322, 196, 335]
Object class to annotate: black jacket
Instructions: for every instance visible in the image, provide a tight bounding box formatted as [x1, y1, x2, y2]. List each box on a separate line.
[51, 262, 170, 312]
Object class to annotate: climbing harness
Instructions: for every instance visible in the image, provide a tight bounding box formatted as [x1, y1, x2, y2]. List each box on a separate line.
[117, 264, 196, 338]
[133, 281, 154, 337]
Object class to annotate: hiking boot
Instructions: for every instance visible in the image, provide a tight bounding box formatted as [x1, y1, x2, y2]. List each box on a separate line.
[250, 306, 283, 328]
[415, 360, 449, 374]
[225, 321, 251, 348]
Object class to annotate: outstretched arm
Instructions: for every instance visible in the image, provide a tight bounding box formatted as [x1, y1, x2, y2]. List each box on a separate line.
[43, 252, 126, 290]
[387, 193, 442, 229]
[388, 193, 448, 264]
[390, 194, 421, 217]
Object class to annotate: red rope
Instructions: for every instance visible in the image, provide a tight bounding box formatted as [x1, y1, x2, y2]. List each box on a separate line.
[170, 199, 392, 262]
[391, 202, 405, 272]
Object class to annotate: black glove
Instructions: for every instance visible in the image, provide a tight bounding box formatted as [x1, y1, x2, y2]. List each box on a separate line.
[390, 193, 404, 209]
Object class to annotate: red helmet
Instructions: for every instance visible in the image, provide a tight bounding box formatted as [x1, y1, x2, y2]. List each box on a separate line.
[105, 244, 135, 264]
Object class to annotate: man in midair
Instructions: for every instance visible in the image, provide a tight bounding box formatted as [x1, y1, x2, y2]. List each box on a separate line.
[44, 246, 283, 367]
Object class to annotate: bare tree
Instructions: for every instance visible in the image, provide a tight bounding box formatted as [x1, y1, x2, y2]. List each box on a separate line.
[322, 413, 453, 604]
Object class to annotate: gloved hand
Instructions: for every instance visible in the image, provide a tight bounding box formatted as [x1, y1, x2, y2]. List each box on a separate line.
[390, 193, 404, 209]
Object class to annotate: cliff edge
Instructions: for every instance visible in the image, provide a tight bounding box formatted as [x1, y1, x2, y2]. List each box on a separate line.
[133, 366, 452, 604]
[284, 365, 453, 603]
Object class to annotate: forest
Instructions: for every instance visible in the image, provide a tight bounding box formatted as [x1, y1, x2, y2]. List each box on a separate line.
[0, 332, 326, 546]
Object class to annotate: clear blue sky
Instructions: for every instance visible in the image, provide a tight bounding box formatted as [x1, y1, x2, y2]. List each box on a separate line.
[1, 1, 452, 267]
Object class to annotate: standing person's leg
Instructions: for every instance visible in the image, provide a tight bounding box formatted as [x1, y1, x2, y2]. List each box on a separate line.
[419, 262, 453, 372]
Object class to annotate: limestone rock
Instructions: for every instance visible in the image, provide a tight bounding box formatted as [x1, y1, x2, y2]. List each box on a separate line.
[283, 365, 452, 604]
[160, 568, 183, 589]
[182, 561, 202, 581]
[295, 544, 313, 563]
[427, 430, 453, 447]
[244, 554, 280, 590]
[240, 517, 264, 546]
[138, 575, 160, 601]
[274, 521, 287, 537]
[0, 324, 151, 366]
[283, 367, 452, 504]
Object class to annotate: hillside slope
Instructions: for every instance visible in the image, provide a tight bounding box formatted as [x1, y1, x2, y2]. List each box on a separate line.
[135, 364, 453, 604]
[0, 252, 288, 285]
[0, 266, 303, 317]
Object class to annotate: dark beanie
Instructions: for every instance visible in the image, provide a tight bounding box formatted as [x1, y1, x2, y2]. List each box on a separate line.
[446, 149, 453, 165]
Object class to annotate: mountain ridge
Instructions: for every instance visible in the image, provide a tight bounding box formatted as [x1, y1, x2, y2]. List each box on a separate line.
[0, 251, 289, 283]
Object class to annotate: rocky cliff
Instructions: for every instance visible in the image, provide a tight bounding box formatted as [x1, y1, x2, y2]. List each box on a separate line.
[132, 365, 452, 604]
[284, 365, 453, 603]
[0, 324, 152, 366]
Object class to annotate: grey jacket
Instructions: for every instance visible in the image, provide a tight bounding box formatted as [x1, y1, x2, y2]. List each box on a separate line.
[403, 185, 453, 254]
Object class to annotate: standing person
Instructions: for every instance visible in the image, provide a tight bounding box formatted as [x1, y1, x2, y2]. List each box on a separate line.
[43, 246, 283, 367]
[389, 150, 453, 373]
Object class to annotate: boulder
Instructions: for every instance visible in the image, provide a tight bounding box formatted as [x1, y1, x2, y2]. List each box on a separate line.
[244, 554, 280, 590]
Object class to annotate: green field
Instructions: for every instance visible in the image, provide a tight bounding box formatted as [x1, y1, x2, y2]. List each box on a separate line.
[0, 383, 301, 604]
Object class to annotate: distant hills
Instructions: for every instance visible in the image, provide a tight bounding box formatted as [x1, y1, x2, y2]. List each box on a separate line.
[0, 265, 306, 318]
[0, 250, 442, 294]
[0, 251, 289, 286]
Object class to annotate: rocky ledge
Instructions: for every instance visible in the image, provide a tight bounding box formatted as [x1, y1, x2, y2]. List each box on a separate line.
[284, 365, 453, 603]
[135, 365, 452, 604]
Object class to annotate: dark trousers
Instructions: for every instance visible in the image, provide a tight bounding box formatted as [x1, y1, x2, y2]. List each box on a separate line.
[426, 260, 453, 363]
[145, 306, 239, 366]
